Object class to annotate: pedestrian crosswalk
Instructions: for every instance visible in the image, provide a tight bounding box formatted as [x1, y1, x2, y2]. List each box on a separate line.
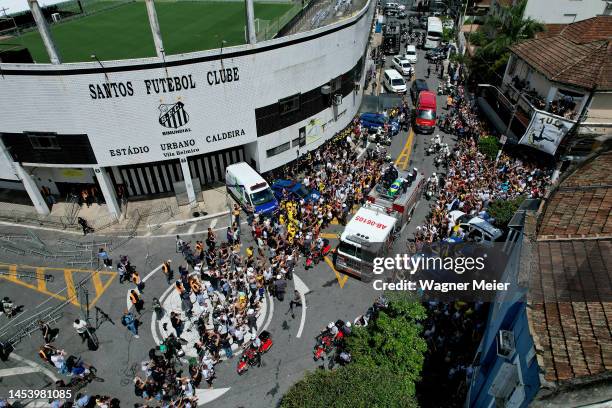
[0, 263, 116, 308]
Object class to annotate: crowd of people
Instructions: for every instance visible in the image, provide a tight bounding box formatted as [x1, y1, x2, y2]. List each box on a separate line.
[117, 122, 389, 406]
[415, 85, 552, 245]
[418, 300, 488, 407]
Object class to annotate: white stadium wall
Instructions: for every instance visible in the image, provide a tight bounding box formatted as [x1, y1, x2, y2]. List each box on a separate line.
[0, 0, 374, 178]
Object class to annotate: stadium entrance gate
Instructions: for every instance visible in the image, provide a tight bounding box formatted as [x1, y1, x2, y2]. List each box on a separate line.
[107, 146, 245, 199]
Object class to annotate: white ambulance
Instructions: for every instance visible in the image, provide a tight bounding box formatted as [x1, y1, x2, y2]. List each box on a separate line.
[334, 207, 398, 281]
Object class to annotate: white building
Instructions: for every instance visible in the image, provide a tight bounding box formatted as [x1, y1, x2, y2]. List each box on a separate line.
[0, 0, 375, 218]
[491, 0, 611, 23]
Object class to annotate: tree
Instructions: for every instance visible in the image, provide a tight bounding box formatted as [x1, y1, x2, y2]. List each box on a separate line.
[346, 293, 427, 394]
[488, 196, 526, 227]
[280, 293, 426, 408]
[280, 365, 418, 408]
[468, 0, 544, 84]
[478, 135, 500, 160]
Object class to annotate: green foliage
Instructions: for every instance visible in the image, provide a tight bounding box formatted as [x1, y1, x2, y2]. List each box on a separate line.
[488, 196, 526, 227]
[280, 293, 426, 407]
[280, 365, 418, 408]
[463, 17, 474, 25]
[467, 31, 486, 46]
[478, 135, 501, 160]
[467, 0, 544, 84]
[443, 27, 455, 43]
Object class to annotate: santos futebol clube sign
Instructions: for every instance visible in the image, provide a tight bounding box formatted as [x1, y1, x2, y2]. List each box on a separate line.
[94, 69, 248, 161]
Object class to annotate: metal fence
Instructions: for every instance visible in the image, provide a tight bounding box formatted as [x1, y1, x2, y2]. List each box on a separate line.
[0, 207, 79, 231]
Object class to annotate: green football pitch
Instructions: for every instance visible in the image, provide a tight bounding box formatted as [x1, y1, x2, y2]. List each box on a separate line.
[1, 1, 295, 63]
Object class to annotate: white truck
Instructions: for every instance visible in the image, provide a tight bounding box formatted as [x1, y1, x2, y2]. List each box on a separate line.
[334, 207, 398, 281]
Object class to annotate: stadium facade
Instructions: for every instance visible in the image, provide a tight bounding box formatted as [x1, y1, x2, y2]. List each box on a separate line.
[0, 0, 374, 217]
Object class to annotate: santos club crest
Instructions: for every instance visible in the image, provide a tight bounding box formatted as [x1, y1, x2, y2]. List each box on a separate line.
[158, 101, 189, 129]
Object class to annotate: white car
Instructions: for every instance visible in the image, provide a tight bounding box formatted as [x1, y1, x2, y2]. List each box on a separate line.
[404, 45, 417, 64]
[391, 56, 413, 76]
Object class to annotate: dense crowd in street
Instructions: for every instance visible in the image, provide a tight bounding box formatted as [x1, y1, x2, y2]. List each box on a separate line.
[414, 84, 552, 245]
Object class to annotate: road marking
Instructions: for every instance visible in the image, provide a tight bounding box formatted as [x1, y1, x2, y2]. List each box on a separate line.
[293, 274, 309, 338]
[324, 256, 349, 288]
[63, 269, 78, 305]
[195, 387, 231, 406]
[35, 267, 46, 292]
[0, 264, 115, 308]
[126, 264, 163, 311]
[187, 223, 197, 234]
[395, 128, 416, 170]
[8, 264, 17, 282]
[209, 218, 218, 229]
[8, 351, 58, 382]
[0, 366, 40, 377]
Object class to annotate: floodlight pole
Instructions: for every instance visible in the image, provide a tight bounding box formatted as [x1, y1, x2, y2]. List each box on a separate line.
[91, 54, 109, 82]
[245, 0, 257, 44]
[27, 0, 61, 64]
[145, 0, 166, 59]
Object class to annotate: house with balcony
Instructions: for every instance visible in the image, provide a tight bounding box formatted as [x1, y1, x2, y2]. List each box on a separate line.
[466, 149, 612, 408]
[477, 16, 612, 158]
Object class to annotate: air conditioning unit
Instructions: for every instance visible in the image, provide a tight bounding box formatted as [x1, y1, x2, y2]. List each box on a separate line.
[497, 330, 515, 358]
[332, 94, 342, 106]
[51, 13, 61, 23]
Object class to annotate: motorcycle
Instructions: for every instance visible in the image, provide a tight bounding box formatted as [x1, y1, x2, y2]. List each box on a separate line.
[236, 331, 273, 375]
[368, 127, 392, 146]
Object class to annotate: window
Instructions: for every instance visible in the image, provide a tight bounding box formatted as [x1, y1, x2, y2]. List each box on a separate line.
[507, 55, 517, 76]
[28, 133, 60, 150]
[292, 137, 300, 147]
[279, 94, 300, 116]
[266, 142, 290, 157]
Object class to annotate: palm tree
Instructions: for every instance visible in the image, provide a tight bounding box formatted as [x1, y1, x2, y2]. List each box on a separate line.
[469, 0, 544, 84]
[480, 0, 544, 56]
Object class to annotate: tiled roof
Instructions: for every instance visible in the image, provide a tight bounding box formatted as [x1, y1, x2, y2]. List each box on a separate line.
[510, 17, 612, 91]
[527, 151, 612, 384]
[535, 24, 567, 40]
[539, 151, 612, 237]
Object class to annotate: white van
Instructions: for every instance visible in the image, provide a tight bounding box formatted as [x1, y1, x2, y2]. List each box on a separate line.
[425, 17, 443, 49]
[225, 162, 279, 216]
[405, 45, 418, 64]
[383, 69, 407, 94]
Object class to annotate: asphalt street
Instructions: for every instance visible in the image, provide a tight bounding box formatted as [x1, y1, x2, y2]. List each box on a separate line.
[0, 5, 459, 407]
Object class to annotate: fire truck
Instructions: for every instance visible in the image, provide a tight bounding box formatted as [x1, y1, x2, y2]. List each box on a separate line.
[366, 166, 425, 227]
[334, 166, 425, 281]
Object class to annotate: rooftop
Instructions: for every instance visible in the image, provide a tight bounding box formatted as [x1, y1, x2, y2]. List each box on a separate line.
[526, 150, 612, 386]
[510, 16, 612, 91]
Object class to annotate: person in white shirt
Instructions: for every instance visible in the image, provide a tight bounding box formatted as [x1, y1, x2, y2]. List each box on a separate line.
[73, 319, 89, 343]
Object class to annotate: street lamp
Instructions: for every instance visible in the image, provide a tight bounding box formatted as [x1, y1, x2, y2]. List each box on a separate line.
[90, 54, 109, 82]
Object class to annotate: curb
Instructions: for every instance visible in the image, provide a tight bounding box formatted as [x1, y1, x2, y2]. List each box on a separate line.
[147, 210, 230, 229]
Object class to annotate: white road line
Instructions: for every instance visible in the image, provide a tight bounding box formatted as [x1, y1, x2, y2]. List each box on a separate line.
[0, 366, 40, 377]
[126, 264, 163, 311]
[7, 400, 50, 407]
[209, 218, 218, 229]
[0, 221, 81, 235]
[187, 223, 197, 234]
[151, 282, 176, 346]
[293, 274, 309, 338]
[195, 387, 231, 406]
[262, 290, 274, 333]
[8, 351, 59, 382]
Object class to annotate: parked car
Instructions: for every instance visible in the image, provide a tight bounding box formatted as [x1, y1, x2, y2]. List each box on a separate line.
[360, 112, 400, 134]
[271, 180, 321, 203]
[392, 55, 413, 76]
[410, 78, 429, 104]
[404, 45, 417, 64]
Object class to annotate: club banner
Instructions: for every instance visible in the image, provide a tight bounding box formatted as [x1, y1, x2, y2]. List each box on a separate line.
[518, 110, 574, 155]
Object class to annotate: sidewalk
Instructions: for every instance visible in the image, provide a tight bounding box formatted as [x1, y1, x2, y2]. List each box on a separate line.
[0, 184, 233, 236]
